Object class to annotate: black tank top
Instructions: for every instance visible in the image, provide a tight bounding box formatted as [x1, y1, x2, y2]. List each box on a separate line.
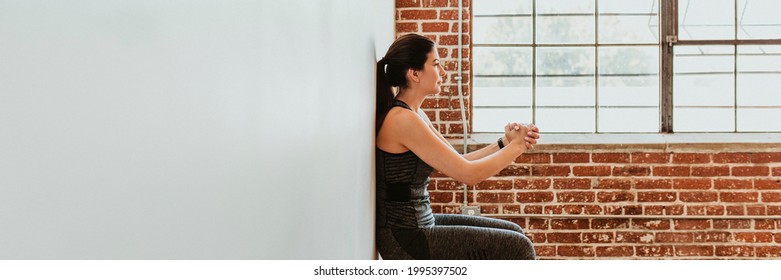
[376, 100, 435, 229]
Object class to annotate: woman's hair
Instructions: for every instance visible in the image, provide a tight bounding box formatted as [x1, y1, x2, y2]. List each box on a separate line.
[376, 33, 435, 134]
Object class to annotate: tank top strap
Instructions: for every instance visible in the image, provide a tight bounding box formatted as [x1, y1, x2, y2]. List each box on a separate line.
[392, 99, 412, 111]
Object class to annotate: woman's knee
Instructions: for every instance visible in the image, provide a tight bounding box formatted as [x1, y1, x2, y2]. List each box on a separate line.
[511, 233, 536, 260]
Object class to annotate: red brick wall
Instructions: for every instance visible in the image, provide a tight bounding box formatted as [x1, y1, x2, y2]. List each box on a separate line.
[395, 0, 471, 137]
[393, 0, 781, 259]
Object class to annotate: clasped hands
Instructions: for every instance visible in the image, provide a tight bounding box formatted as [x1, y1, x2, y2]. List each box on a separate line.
[504, 123, 540, 150]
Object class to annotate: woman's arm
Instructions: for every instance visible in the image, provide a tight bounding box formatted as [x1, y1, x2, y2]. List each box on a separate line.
[390, 110, 528, 186]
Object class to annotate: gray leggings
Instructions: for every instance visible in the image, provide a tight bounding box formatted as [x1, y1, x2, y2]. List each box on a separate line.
[377, 214, 536, 260]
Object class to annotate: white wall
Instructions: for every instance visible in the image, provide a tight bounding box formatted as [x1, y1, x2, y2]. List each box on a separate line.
[0, 0, 393, 259]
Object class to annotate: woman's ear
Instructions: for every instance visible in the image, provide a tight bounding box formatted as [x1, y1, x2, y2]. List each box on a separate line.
[406, 69, 420, 83]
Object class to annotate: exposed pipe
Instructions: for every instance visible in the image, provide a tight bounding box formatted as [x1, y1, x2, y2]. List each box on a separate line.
[456, 0, 469, 208]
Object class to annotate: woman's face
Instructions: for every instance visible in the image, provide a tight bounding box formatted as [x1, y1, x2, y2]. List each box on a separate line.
[418, 49, 446, 95]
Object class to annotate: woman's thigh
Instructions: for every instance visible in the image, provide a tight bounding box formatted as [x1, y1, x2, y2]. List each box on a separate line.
[433, 214, 524, 234]
[423, 225, 535, 260]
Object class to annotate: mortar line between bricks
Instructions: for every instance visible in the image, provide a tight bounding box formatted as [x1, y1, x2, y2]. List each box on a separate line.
[483, 214, 781, 219]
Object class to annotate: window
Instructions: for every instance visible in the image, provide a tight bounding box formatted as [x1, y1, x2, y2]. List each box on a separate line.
[473, 0, 781, 133]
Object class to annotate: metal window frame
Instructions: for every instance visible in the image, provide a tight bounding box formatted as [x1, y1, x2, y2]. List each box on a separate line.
[474, 0, 781, 134]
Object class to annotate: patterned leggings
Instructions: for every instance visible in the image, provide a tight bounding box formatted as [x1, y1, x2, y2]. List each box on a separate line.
[377, 214, 536, 260]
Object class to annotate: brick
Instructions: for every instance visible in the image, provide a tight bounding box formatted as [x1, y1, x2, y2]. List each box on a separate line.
[474, 180, 513, 190]
[400, 10, 438, 20]
[653, 166, 690, 177]
[597, 191, 635, 203]
[422, 97, 449, 109]
[438, 34, 469, 46]
[584, 205, 603, 214]
[679, 191, 717, 202]
[713, 219, 751, 229]
[615, 232, 654, 243]
[673, 179, 712, 189]
[623, 205, 643, 215]
[713, 153, 751, 163]
[666, 205, 685, 215]
[534, 245, 556, 257]
[396, 0, 422, 8]
[596, 246, 634, 257]
[439, 9, 470, 20]
[532, 166, 571, 176]
[480, 205, 499, 214]
[563, 205, 587, 214]
[755, 179, 781, 190]
[513, 179, 551, 190]
[523, 205, 542, 214]
[497, 165, 531, 176]
[553, 178, 591, 189]
[631, 152, 669, 163]
[557, 246, 595, 257]
[547, 233, 581, 243]
[591, 219, 630, 230]
[693, 231, 731, 243]
[502, 205, 521, 214]
[516, 153, 551, 164]
[552, 153, 590, 163]
[732, 166, 769, 176]
[557, 192, 595, 203]
[446, 123, 464, 134]
[436, 179, 461, 190]
[773, 167, 781, 176]
[428, 191, 453, 203]
[726, 206, 745, 215]
[747, 205, 766, 215]
[691, 166, 730, 177]
[636, 246, 674, 257]
[438, 110, 467, 121]
[631, 219, 671, 230]
[448, 0, 470, 8]
[592, 153, 630, 163]
[573, 166, 612, 177]
[422, 0, 449, 8]
[715, 246, 755, 257]
[754, 220, 776, 230]
[634, 179, 672, 189]
[613, 166, 651, 176]
[475, 192, 514, 203]
[674, 219, 711, 230]
[644, 205, 664, 215]
[720, 192, 759, 202]
[395, 22, 418, 33]
[751, 152, 781, 163]
[528, 219, 549, 230]
[734, 232, 774, 243]
[762, 192, 781, 202]
[756, 246, 781, 257]
[544, 205, 565, 214]
[422, 22, 450, 33]
[436, 47, 448, 59]
[583, 232, 614, 243]
[675, 245, 714, 257]
[714, 179, 753, 189]
[637, 192, 677, 202]
[596, 179, 632, 189]
[516, 192, 554, 203]
[454, 192, 474, 203]
[526, 232, 546, 243]
[449, 47, 470, 59]
[450, 22, 470, 33]
[672, 153, 711, 164]
[551, 219, 590, 230]
[656, 232, 693, 243]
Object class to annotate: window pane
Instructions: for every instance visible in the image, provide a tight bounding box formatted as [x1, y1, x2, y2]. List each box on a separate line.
[599, 108, 658, 132]
[473, 47, 532, 75]
[473, 77, 532, 107]
[599, 46, 658, 75]
[599, 0, 658, 13]
[674, 108, 734, 132]
[674, 46, 734, 107]
[537, 77, 594, 106]
[737, 0, 781, 40]
[473, 17, 532, 44]
[536, 108, 595, 133]
[473, 108, 532, 133]
[738, 109, 781, 131]
[536, 15, 595, 44]
[599, 15, 659, 43]
[599, 76, 658, 106]
[537, 47, 595, 75]
[678, 0, 735, 40]
[537, 0, 594, 14]
[473, 0, 532, 15]
[737, 45, 781, 107]
[674, 46, 734, 73]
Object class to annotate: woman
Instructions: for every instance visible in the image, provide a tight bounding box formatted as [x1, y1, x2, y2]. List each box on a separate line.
[375, 34, 539, 260]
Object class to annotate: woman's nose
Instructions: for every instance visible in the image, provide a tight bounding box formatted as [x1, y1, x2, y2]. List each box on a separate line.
[439, 65, 446, 76]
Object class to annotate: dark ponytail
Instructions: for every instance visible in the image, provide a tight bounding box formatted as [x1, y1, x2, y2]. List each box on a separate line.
[375, 34, 435, 134]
